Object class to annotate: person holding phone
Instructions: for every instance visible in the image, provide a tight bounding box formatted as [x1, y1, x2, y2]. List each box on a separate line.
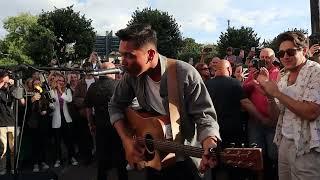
[243, 48, 280, 179]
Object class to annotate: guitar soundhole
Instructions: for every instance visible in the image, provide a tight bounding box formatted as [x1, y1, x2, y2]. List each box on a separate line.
[144, 134, 155, 161]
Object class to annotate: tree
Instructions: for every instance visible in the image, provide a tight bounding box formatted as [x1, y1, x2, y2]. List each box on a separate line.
[0, 13, 38, 65]
[38, 6, 96, 65]
[217, 26, 260, 58]
[262, 28, 309, 53]
[177, 38, 202, 63]
[128, 8, 183, 58]
[25, 25, 56, 66]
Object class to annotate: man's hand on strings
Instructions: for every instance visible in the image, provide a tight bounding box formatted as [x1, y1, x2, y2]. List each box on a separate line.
[199, 136, 218, 173]
[122, 136, 145, 167]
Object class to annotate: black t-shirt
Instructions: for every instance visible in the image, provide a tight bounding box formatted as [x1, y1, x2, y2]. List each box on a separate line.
[84, 76, 118, 128]
[205, 76, 246, 141]
[0, 89, 15, 127]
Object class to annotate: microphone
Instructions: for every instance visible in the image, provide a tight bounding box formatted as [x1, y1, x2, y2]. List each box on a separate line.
[11, 79, 24, 99]
[87, 67, 123, 76]
[39, 73, 55, 103]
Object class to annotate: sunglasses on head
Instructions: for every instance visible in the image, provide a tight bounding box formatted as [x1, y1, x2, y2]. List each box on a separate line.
[277, 48, 301, 58]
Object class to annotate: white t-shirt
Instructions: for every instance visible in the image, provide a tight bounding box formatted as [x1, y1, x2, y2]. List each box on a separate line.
[280, 84, 298, 139]
[145, 75, 172, 139]
[85, 78, 95, 90]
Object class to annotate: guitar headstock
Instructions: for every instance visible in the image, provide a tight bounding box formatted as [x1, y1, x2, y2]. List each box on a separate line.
[221, 148, 263, 171]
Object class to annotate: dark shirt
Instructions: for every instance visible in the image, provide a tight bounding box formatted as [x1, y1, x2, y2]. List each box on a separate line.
[205, 76, 246, 143]
[0, 88, 15, 127]
[84, 76, 118, 128]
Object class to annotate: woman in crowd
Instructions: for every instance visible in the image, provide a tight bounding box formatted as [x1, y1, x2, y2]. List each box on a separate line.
[233, 63, 246, 83]
[28, 79, 51, 172]
[51, 73, 78, 168]
[194, 62, 211, 81]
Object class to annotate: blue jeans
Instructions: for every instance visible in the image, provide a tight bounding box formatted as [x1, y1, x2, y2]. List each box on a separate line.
[248, 120, 277, 161]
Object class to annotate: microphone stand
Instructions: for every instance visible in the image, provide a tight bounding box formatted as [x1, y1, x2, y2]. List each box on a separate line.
[11, 71, 23, 179]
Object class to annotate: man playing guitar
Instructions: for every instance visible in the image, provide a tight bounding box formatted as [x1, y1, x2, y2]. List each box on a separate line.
[108, 24, 221, 180]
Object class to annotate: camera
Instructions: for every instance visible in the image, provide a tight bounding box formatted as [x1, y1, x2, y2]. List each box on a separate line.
[252, 58, 266, 70]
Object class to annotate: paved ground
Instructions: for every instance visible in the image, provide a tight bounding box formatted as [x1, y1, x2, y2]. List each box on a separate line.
[0, 163, 144, 180]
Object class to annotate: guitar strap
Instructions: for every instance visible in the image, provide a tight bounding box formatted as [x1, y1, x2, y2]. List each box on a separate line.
[166, 58, 182, 143]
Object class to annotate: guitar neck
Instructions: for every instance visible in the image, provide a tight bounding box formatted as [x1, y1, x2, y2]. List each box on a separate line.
[148, 139, 206, 158]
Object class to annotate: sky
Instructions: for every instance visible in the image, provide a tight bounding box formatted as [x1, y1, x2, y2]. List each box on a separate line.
[0, 0, 311, 44]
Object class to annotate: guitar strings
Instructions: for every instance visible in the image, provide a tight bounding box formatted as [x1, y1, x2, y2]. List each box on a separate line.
[134, 137, 223, 157]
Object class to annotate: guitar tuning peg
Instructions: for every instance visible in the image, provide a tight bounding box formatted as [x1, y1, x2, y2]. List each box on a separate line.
[250, 143, 258, 148]
[229, 143, 236, 148]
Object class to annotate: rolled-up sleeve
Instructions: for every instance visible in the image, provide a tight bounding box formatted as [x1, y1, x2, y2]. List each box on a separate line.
[302, 67, 320, 105]
[108, 74, 135, 125]
[184, 73, 221, 143]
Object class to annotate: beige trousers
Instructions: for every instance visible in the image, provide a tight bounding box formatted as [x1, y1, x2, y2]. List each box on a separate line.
[278, 137, 320, 180]
[0, 126, 14, 171]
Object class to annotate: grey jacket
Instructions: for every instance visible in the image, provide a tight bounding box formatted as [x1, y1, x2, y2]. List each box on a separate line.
[108, 54, 220, 164]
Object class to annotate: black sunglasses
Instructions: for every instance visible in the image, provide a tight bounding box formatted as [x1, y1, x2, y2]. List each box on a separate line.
[277, 48, 301, 58]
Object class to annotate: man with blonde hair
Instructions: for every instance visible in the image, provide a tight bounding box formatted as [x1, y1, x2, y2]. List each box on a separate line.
[243, 47, 280, 179]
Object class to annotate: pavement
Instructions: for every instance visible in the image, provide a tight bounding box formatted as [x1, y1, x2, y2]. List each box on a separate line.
[0, 162, 145, 180]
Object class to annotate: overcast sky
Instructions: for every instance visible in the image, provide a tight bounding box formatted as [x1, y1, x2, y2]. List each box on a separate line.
[0, 0, 311, 44]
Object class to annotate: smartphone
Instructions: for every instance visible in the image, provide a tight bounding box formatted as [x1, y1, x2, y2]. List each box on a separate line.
[258, 60, 266, 68]
[252, 59, 266, 70]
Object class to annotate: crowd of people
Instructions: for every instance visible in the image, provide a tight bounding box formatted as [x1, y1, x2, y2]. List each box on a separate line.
[195, 31, 320, 180]
[0, 24, 319, 180]
[0, 51, 127, 180]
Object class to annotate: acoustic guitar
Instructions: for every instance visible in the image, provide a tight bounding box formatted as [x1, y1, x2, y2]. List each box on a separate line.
[125, 108, 263, 171]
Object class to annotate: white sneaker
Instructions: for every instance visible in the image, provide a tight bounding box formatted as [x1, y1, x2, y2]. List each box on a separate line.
[70, 157, 78, 166]
[41, 162, 49, 170]
[54, 160, 60, 168]
[33, 164, 40, 172]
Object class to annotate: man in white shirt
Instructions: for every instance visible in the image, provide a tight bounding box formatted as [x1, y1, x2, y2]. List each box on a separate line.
[258, 31, 320, 180]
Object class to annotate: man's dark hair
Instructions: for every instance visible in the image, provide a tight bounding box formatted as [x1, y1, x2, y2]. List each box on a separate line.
[0, 70, 9, 79]
[276, 31, 308, 49]
[115, 24, 157, 49]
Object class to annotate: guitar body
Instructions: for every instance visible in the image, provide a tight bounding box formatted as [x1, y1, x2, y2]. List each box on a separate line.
[125, 108, 264, 171]
[125, 108, 170, 170]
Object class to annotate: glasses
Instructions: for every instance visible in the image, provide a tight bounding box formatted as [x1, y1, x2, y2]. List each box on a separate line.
[277, 48, 301, 58]
[260, 56, 270, 59]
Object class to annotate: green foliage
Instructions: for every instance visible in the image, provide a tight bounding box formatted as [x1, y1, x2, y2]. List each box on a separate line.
[0, 13, 38, 65]
[128, 8, 183, 58]
[201, 44, 219, 64]
[38, 6, 96, 64]
[262, 28, 309, 53]
[3, 13, 38, 41]
[177, 38, 202, 62]
[217, 26, 260, 58]
[25, 25, 56, 65]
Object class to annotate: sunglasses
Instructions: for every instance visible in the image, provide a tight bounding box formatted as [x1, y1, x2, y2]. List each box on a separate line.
[277, 48, 301, 58]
